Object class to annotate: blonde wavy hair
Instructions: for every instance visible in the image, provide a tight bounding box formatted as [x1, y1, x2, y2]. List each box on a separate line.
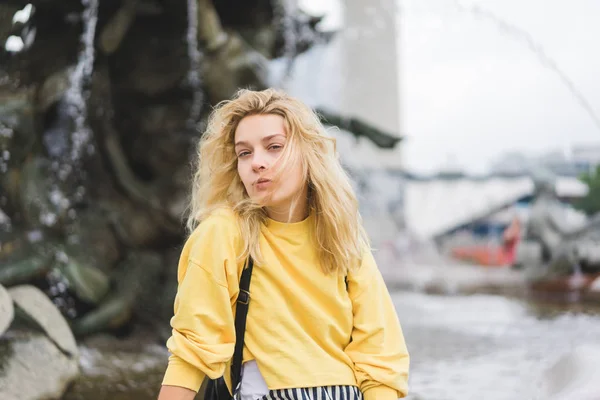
[187, 88, 369, 274]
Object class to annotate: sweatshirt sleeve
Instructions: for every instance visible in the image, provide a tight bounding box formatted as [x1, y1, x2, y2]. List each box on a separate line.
[161, 210, 242, 392]
[345, 249, 410, 400]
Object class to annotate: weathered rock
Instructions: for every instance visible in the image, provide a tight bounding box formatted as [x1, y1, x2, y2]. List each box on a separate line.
[71, 251, 164, 337]
[19, 156, 69, 228]
[0, 251, 52, 287]
[61, 330, 168, 399]
[111, 25, 189, 97]
[0, 86, 36, 167]
[0, 332, 79, 400]
[62, 210, 123, 276]
[0, 284, 13, 336]
[202, 33, 270, 104]
[0, 5, 20, 44]
[0, 208, 9, 228]
[108, 198, 167, 248]
[99, 0, 138, 55]
[60, 256, 110, 306]
[8, 285, 78, 357]
[0, 86, 35, 131]
[36, 67, 72, 112]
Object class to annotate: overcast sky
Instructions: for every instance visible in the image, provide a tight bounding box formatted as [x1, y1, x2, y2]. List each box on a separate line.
[399, 0, 600, 174]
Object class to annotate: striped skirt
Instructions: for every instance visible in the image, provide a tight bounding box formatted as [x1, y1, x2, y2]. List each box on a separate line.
[256, 385, 363, 400]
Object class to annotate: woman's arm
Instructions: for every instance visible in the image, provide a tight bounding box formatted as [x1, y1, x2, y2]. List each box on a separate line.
[157, 385, 196, 400]
[345, 249, 410, 400]
[160, 209, 242, 394]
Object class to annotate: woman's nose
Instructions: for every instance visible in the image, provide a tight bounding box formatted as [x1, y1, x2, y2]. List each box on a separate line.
[251, 153, 267, 172]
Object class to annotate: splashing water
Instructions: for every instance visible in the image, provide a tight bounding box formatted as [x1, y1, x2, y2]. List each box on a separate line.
[64, 0, 99, 163]
[0, 141, 10, 174]
[0, 207, 9, 231]
[452, 0, 600, 133]
[40, 0, 98, 228]
[396, 291, 600, 400]
[186, 0, 204, 127]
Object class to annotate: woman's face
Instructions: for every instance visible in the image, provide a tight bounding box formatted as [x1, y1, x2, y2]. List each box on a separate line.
[234, 114, 307, 218]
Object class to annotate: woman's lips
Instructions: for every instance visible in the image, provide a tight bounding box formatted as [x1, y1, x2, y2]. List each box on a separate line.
[255, 178, 272, 190]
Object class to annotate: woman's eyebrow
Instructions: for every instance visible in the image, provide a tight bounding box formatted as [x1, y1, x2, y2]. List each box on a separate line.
[234, 140, 250, 149]
[235, 134, 285, 148]
[262, 134, 286, 142]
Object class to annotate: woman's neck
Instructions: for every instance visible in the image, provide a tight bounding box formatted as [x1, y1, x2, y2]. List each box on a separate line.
[266, 204, 308, 223]
[266, 196, 309, 223]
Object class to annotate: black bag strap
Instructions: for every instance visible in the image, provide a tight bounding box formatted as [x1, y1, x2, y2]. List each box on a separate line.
[230, 256, 254, 393]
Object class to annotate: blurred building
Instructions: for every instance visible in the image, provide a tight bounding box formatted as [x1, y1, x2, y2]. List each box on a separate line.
[402, 172, 588, 265]
[288, 0, 405, 247]
[490, 144, 600, 178]
[290, 0, 403, 169]
[404, 173, 588, 240]
[397, 144, 598, 264]
[571, 143, 600, 175]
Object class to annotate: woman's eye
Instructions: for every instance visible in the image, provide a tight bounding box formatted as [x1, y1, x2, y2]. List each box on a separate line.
[269, 144, 283, 151]
[238, 151, 250, 158]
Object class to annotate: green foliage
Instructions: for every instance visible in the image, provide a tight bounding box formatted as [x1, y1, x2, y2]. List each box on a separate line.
[575, 165, 600, 215]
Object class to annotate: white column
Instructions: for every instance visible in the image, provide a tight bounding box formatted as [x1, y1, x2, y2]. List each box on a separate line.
[290, 0, 402, 170]
[289, 0, 405, 248]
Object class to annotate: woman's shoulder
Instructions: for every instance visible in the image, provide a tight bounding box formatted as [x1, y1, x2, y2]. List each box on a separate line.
[202, 206, 239, 227]
[347, 245, 377, 278]
[178, 207, 243, 283]
[187, 207, 241, 245]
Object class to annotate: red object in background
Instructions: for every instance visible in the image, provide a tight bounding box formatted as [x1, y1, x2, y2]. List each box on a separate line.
[451, 216, 522, 267]
[502, 216, 521, 265]
[451, 245, 512, 266]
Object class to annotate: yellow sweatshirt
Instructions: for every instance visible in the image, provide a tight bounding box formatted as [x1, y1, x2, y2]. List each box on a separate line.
[162, 208, 409, 400]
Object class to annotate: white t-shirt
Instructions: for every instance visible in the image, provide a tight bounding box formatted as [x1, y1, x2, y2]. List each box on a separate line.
[239, 360, 269, 400]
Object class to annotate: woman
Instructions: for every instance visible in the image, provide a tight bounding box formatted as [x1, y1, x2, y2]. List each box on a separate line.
[158, 89, 410, 400]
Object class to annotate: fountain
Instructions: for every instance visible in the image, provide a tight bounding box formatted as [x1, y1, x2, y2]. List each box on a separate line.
[65, 0, 98, 162]
[185, 0, 203, 126]
[0, 1, 404, 398]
